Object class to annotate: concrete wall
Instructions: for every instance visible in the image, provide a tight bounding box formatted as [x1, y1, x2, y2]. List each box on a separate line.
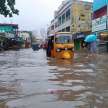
[71, 1, 92, 33]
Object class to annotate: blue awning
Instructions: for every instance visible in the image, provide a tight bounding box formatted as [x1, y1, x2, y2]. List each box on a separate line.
[72, 32, 85, 40]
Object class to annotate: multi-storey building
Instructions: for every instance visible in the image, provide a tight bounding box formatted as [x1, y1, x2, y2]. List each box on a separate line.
[48, 0, 72, 34]
[48, 0, 92, 50]
[92, 0, 108, 52]
[71, 0, 92, 50]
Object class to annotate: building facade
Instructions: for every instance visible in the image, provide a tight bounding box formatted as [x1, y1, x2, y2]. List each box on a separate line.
[0, 24, 19, 50]
[47, 0, 92, 50]
[48, 0, 72, 34]
[71, 0, 92, 50]
[92, 0, 108, 52]
[18, 31, 32, 48]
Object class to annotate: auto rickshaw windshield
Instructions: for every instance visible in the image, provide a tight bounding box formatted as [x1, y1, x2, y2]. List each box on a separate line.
[55, 35, 72, 44]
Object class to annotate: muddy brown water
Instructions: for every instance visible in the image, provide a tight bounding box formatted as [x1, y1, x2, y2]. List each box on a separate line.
[0, 49, 108, 108]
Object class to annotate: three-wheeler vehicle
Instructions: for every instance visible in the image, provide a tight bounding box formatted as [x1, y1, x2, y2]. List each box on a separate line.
[46, 32, 74, 59]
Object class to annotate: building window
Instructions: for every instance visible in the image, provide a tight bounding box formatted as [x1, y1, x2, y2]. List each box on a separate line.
[58, 16, 62, 26]
[79, 14, 85, 21]
[55, 22, 58, 28]
[62, 28, 65, 32]
[66, 9, 70, 21]
[66, 26, 70, 32]
[51, 25, 54, 30]
[62, 13, 65, 24]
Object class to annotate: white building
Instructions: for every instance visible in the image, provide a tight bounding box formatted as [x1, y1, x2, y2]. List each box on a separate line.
[19, 31, 31, 42]
[48, 0, 72, 34]
[48, 0, 92, 35]
[18, 31, 31, 48]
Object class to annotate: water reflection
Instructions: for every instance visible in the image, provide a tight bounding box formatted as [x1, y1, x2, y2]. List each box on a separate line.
[0, 101, 8, 108]
[47, 54, 108, 108]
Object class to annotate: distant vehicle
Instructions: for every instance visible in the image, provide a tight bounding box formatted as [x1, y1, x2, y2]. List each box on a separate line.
[47, 32, 74, 59]
[31, 36, 40, 51]
[31, 43, 40, 51]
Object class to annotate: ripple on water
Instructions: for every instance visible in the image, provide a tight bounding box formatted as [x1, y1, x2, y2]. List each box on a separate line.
[0, 50, 108, 108]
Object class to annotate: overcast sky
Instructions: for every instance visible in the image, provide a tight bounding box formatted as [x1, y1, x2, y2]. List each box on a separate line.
[0, 0, 92, 32]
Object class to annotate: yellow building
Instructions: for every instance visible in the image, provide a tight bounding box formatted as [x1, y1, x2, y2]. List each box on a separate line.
[71, 1, 92, 50]
[47, 0, 92, 51]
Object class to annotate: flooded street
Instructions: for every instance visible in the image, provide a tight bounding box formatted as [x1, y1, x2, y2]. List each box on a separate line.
[0, 49, 108, 108]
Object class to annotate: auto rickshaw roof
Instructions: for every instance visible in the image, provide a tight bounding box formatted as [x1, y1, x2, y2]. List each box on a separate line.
[56, 32, 72, 37]
[56, 32, 71, 35]
[48, 32, 72, 37]
[47, 34, 54, 37]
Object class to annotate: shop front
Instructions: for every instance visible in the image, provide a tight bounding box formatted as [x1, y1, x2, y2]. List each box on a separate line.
[72, 32, 85, 50]
[92, 0, 108, 52]
[92, 15, 108, 52]
[98, 31, 108, 52]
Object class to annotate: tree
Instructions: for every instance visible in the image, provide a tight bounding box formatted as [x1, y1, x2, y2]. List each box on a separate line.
[0, 0, 19, 17]
[40, 28, 47, 40]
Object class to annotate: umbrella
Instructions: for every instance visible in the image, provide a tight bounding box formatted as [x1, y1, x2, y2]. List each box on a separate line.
[84, 34, 97, 43]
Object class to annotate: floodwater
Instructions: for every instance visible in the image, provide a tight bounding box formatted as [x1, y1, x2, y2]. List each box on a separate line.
[0, 49, 108, 108]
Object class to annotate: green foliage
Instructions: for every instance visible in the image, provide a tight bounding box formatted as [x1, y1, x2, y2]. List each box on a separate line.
[0, 0, 19, 17]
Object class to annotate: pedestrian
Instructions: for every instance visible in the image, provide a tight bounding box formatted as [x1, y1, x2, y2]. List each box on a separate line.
[83, 42, 90, 52]
[89, 41, 97, 56]
[46, 38, 52, 57]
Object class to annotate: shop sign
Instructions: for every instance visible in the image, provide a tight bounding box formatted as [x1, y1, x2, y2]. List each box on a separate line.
[92, 15, 107, 32]
[72, 32, 85, 39]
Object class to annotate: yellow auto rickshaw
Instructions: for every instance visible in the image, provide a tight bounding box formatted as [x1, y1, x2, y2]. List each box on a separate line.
[46, 32, 74, 59]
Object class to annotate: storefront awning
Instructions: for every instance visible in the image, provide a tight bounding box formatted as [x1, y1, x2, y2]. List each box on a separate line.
[72, 32, 85, 40]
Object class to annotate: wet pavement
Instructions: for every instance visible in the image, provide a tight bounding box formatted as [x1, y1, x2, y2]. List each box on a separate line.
[0, 49, 108, 108]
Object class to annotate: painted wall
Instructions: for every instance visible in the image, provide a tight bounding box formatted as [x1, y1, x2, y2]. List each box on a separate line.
[71, 2, 92, 33]
[93, 0, 108, 11]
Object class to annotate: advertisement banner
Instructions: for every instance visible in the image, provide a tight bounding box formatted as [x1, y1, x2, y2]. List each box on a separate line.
[72, 32, 85, 39]
[92, 15, 107, 32]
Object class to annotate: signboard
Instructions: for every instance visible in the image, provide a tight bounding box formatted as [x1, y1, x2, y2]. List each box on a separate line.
[0, 26, 13, 33]
[92, 15, 107, 32]
[93, 0, 107, 11]
[72, 32, 85, 40]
